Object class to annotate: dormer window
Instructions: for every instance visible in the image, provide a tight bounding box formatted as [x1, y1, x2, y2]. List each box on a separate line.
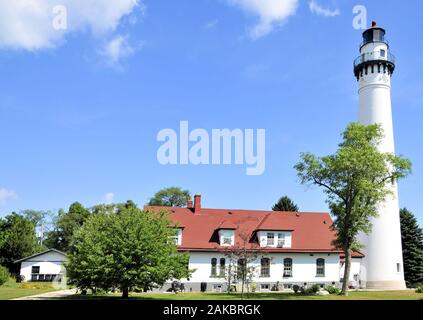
[218, 229, 234, 246]
[258, 231, 292, 248]
[171, 228, 182, 246]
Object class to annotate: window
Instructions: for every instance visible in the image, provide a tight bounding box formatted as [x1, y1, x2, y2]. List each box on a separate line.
[266, 233, 274, 246]
[211, 258, 217, 277]
[277, 233, 285, 247]
[219, 258, 226, 277]
[170, 229, 181, 245]
[219, 230, 234, 246]
[316, 258, 325, 277]
[380, 49, 386, 57]
[31, 266, 40, 274]
[260, 258, 270, 277]
[223, 236, 232, 245]
[260, 284, 270, 291]
[283, 258, 293, 278]
[213, 284, 223, 292]
[397, 263, 401, 273]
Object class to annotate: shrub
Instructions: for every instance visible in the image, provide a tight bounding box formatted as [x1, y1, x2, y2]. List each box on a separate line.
[0, 266, 10, 286]
[299, 284, 321, 295]
[310, 284, 321, 294]
[416, 285, 423, 293]
[325, 285, 341, 295]
[293, 285, 300, 293]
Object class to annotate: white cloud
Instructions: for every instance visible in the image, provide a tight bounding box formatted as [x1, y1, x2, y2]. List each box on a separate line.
[0, 188, 18, 205]
[226, 0, 298, 39]
[103, 192, 115, 205]
[204, 19, 219, 30]
[309, 0, 340, 17]
[100, 35, 135, 68]
[0, 0, 142, 50]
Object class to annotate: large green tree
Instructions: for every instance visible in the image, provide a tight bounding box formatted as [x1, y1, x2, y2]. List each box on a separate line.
[0, 213, 40, 272]
[148, 187, 190, 207]
[66, 207, 191, 298]
[295, 123, 412, 295]
[272, 196, 299, 212]
[44, 202, 90, 252]
[400, 208, 423, 287]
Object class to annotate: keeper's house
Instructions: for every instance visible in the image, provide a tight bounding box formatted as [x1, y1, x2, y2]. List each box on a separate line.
[15, 249, 67, 283]
[146, 194, 363, 292]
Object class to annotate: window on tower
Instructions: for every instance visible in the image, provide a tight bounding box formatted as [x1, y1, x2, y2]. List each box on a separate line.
[380, 49, 386, 58]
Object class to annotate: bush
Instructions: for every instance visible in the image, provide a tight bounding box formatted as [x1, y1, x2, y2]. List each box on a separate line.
[325, 285, 341, 295]
[416, 285, 423, 293]
[293, 285, 300, 293]
[310, 284, 321, 294]
[0, 266, 10, 286]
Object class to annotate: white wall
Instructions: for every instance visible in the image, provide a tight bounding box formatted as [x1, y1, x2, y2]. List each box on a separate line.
[20, 251, 67, 282]
[340, 258, 363, 286]
[184, 252, 341, 285]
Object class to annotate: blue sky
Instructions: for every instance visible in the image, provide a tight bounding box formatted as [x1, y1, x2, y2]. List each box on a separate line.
[0, 0, 422, 226]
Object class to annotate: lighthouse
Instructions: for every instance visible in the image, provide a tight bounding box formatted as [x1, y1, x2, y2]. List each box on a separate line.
[354, 21, 406, 289]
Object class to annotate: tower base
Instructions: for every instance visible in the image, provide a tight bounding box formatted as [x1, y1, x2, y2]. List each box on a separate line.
[365, 280, 407, 290]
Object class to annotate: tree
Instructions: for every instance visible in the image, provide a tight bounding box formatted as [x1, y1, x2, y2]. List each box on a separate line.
[91, 200, 138, 216]
[66, 207, 191, 298]
[272, 196, 299, 212]
[0, 213, 40, 272]
[0, 265, 10, 286]
[44, 202, 90, 252]
[223, 231, 264, 299]
[400, 208, 423, 287]
[21, 210, 54, 248]
[148, 187, 190, 207]
[294, 123, 412, 296]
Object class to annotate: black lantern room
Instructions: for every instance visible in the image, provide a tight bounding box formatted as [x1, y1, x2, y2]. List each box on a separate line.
[361, 21, 388, 48]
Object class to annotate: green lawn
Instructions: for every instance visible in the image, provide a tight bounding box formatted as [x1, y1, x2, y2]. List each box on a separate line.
[65, 290, 422, 300]
[0, 278, 60, 300]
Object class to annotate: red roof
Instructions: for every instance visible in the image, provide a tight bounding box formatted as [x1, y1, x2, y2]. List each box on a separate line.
[217, 220, 237, 230]
[145, 204, 364, 258]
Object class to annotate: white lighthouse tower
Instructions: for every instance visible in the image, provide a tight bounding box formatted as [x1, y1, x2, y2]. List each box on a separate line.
[354, 21, 406, 289]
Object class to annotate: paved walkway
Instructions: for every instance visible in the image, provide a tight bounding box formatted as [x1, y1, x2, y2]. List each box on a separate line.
[13, 289, 77, 300]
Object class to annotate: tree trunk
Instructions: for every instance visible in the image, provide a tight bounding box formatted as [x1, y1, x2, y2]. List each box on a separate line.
[122, 287, 129, 298]
[341, 248, 352, 296]
[241, 275, 245, 300]
[227, 265, 232, 294]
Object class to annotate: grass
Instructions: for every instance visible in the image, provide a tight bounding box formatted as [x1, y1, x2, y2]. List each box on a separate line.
[0, 278, 60, 300]
[65, 290, 423, 300]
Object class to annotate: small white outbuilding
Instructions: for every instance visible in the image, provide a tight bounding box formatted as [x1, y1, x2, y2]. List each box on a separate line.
[15, 249, 67, 283]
